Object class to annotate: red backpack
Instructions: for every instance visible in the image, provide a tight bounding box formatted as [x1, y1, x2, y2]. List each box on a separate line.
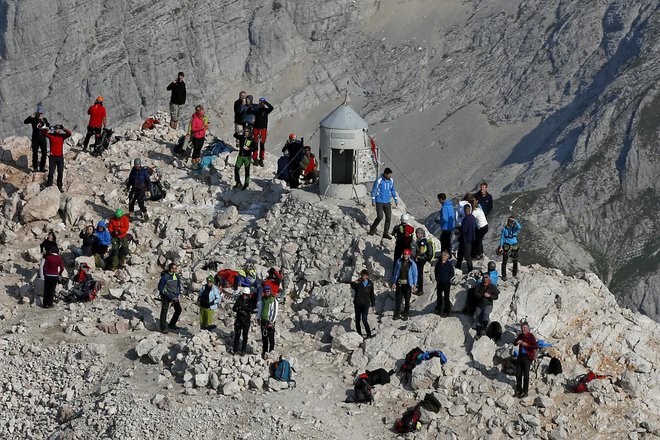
[574, 371, 608, 393]
[394, 405, 421, 433]
[216, 269, 238, 288]
[74, 262, 91, 283]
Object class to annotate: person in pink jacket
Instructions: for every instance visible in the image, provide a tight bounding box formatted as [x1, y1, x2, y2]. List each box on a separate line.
[187, 105, 209, 168]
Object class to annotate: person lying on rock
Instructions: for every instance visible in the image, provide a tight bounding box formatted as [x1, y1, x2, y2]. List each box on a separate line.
[257, 285, 278, 360]
[472, 272, 499, 338]
[350, 269, 376, 339]
[158, 262, 182, 334]
[232, 286, 253, 354]
[391, 248, 418, 321]
[198, 275, 220, 331]
[108, 209, 130, 270]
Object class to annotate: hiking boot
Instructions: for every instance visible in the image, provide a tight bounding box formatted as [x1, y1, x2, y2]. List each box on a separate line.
[402, 314, 409, 321]
[261, 352, 268, 360]
[513, 391, 521, 398]
[382, 234, 392, 240]
[242, 184, 249, 190]
[258, 159, 264, 167]
[143, 213, 150, 221]
[168, 324, 181, 331]
[160, 327, 169, 334]
[207, 325, 217, 331]
[368, 229, 376, 236]
[393, 314, 401, 320]
[501, 275, 508, 282]
[519, 392, 528, 399]
[233, 183, 242, 189]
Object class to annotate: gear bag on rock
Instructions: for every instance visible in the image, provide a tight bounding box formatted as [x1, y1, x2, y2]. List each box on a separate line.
[353, 375, 373, 404]
[548, 357, 562, 375]
[394, 405, 422, 433]
[271, 357, 296, 387]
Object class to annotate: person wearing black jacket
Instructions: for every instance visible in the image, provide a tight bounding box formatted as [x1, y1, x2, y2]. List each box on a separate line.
[167, 72, 186, 129]
[248, 98, 274, 167]
[456, 204, 476, 273]
[77, 225, 98, 257]
[350, 269, 376, 338]
[232, 287, 253, 354]
[24, 111, 50, 172]
[281, 135, 304, 189]
[433, 251, 455, 316]
[233, 91, 247, 134]
[472, 272, 499, 338]
[233, 130, 256, 189]
[473, 182, 493, 218]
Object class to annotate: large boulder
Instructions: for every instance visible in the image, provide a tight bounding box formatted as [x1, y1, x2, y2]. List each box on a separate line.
[0, 136, 30, 165]
[331, 332, 363, 353]
[21, 186, 62, 222]
[64, 195, 88, 225]
[471, 337, 497, 371]
[213, 206, 239, 229]
[411, 358, 444, 390]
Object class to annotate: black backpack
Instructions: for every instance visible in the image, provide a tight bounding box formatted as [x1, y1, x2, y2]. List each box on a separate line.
[366, 368, 394, 386]
[353, 377, 373, 404]
[150, 180, 166, 201]
[486, 321, 503, 341]
[548, 357, 563, 375]
[394, 405, 421, 433]
[401, 347, 424, 373]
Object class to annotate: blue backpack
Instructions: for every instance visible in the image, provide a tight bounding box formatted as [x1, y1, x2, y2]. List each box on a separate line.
[273, 358, 296, 387]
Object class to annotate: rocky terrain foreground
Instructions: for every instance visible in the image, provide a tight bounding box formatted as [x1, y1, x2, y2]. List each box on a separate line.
[0, 124, 659, 439]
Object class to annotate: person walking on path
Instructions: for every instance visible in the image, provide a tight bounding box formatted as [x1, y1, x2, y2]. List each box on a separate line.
[497, 215, 522, 281]
[83, 96, 107, 152]
[513, 322, 538, 398]
[24, 109, 50, 172]
[456, 204, 476, 273]
[126, 158, 152, 220]
[434, 251, 454, 316]
[40, 245, 64, 308]
[257, 285, 278, 359]
[232, 286, 253, 354]
[158, 262, 182, 333]
[187, 105, 209, 168]
[198, 275, 220, 331]
[369, 168, 398, 239]
[350, 269, 376, 338]
[248, 97, 274, 166]
[42, 125, 71, 192]
[391, 248, 418, 321]
[167, 72, 186, 129]
[473, 182, 493, 218]
[435, 193, 455, 254]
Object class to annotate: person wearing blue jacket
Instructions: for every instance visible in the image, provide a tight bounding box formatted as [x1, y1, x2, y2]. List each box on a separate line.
[456, 204, 476, 273]
[391, 248, 418, 320]
[435, 193, 455, 254]
[126, 159, 152, 220]
[369, 168, 398, 239]
[93, 220, 112, 268]
[158, 262, 182, 333]
[497, 216, 522, 281]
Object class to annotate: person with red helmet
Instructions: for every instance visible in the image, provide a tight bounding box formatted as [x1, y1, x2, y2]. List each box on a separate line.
[391, 248, 418, 320]
[83, 96, 107, 152]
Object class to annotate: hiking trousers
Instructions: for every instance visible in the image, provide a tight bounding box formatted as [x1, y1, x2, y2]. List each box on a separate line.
[235, 156, 251, 186]
[370, 202, 392, 236]
[32, 137, 47, 171]
[233, 318, 250, 352]
[260, 320, 275, 354]
[129, 189, 147, 215]
[456, 239, 473, 273]
[47, 155, 64, 190]
[110, 237, 129, 269]
[436, 282, 451, 313]
[416, 260, 427, 292]
[394, 284, 411, 318]
[44, 275, 58, 307]
[516, 355, 532, 394]
[354, 303, 371, 337]
[83, 126, 102, 150]
[160, 295, 182, 331]
[473, 225, 488, 257]
[473, 304, 493, 335]
[440, 230, 452, 254]
[199, 307, 214, 329]
[502, 248, 519, 278]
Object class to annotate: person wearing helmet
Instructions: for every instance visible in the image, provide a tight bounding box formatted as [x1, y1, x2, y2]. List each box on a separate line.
[247, 97, 274, 167]
[126, 158, 153, 221]
[391, 213, 415, 270]
[257, 285, 278, 359]
[434, 251, 455, 316]
[158, 262, 182, 333]
[391, 248, 418, 320]
[497, 216, 521, 281]
[232, 286, 253, 354]
[456, 204, 476, 273]
[281, 134, 304, 188]
[412, 228, 435, 295]
[198, 275, 220, 331]
[369, 168, 398, 239]
[107, 209, 130, 270]
[83, 96, 107, 152]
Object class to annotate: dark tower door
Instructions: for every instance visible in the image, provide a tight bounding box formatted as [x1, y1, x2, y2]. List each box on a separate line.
[331, 148, 354, 184]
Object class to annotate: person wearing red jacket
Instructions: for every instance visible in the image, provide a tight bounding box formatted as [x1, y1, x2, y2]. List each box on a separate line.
[108, 209, 130, 269]
[83, 96, 107, 151]
[40, 245, 64, 308]
[299, 146, 318, 185]
[513, 322, 539, 398]
[42, 125, 71, 192]
[187, 105, 209, 168]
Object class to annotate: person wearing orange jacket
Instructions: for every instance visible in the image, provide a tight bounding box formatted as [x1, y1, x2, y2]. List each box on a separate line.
[108, 209, 130, 269]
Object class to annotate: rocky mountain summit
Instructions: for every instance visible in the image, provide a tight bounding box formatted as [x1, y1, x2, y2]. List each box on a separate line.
[0, 122, 658, 439]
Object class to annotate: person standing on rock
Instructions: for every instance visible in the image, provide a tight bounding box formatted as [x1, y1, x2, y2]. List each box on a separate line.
[166, 71, 186, 129]
[233, 129, 256, 190]
[412, 228, 435, 295]
[108, 209, 130, 270]
[434, 251, 454, 316]
[232, 286, 253, 354]
[473, 182, 493, 218]
[187, 105, 209, 168]
[513, 322, 538, 398]
[281, 134, 304, 189]
[42, 125, 71, 192]
[350, 269, 376, 339]
[472, 272, 499, 338]
[392, 213, 415, 269]
[391, 248, 418, 321]
[435, 193, 455, 254]
[369, 168, 398, 239]
[248, 97, 274, 166]
[257, 284, 278, 359]
[24, 109, 50, 172]
[158, 262, 182, 333]
[83, 96, 107, 152]
[198, 275, 220, 331]
[233, 91, 248, 143]
[40, 245, 64, 308]
[471, 198, 488, 260]
[497, 215, 521, 281]
[456, 204, 476, 273]
[126, 158, 153, 221]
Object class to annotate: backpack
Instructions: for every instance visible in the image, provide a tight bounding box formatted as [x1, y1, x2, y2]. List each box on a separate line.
[216, 269, 239, 288]
[74, 262, 91, 283]
[548, 357, 562, 375]
[150, 180, 166, 201]
[394, 405, 422, 433]
[572, 371, 607, 393]
[365, 368, 393, 386]
[400, 347, 424, 383]
[486, 321, 503, 342]
[272, 358, 296, 387]
[276, 156, 290, 180]
[100, 128, 113, 151]
[353, 376, 373, 404]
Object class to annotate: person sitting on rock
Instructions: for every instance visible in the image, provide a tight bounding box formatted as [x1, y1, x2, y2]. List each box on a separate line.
[299, 146, 318, 185]
[497, 215, 521, 281]
[126, 158, 153, 221]
[76, 225, 98, 257]
[42, 124, 71, 192]
[93, 220, 112, 268]
[198, 275, 220, 331]
[485, 260, 499, 286]
[232, 286, 253, 354]
[40, 229, 57, 255]
[233, 129, 256, 190]
[40, 245, 64, 308]
[412, 228, 435, 295]
[350, 269, 376, 339]
[257, 284, 278, 359]
[433, 251, 454, 316]
[472, 271, 499, 338]
[158, 262, 182, 334]
[513, 322, 538, 398]
[262, 267, 283, 298]
[392, 213, 415, 270]
[391, 248, 418, 321]
[108, 209, 130, 270]
[456, 204, 476, 274]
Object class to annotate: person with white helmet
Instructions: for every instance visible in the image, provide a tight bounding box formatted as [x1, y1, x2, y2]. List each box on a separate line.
[198, 275, 220, 331]
[232, 286, 253, 354]
[392, 213, 415, 270]
[257, 285, 278, 359]
[391, 248, 418, 320]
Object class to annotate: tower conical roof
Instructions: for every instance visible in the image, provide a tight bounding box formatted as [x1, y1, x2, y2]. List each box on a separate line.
[319, 104, 368, 130]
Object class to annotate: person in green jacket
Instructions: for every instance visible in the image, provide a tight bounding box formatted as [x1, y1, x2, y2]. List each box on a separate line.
[257, 285, 278, 359]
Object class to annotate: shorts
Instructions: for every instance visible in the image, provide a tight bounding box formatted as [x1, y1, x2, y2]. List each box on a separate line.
[253, 128, 268, 143]
[191, 137, 204, 159]
[169, 103, 183, 122]
[234, 123, 244, 135]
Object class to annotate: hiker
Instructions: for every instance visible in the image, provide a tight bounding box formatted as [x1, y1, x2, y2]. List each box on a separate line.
[497, 215, 521, 281]
[233, 91, 248, 140]
[188, 105, 209, 168]
[435, 193, 455, 254]
[24, 109, 50, 172]
[93, 220, 111, 267]
[281, 134, 304, 189]
[473, 181, 493, 218]
[434, 251, 454, 316]
[513, 322, 538, 398]
[126, 158, 153, 220]
[392, 213, 415, 268]
[76, 225, 98, 257]
[248, 97, 274, 166]
[369, 168, 398, 239]
[456, 204, 476, 273]
[262, 267, 283, 297]
[257, 284, 278, 359]
[471, 198, 488, 260]
[42, 125, 71, 192]
[198, 275, 220, 331]
[108, 209, 130, 270]
[40, 230, 57, 255]
[486, 260, 499, 286]
[391, 248, 418, 320]
[158, 262, 182, 333]
[455, 193, 473, 229]
[232, 286, 253, 354]
[83, 96, 107, 152]
[40, 245, 64, 308]
[166, 72, 186, 129]
[472, 271, 499, 338]
[243, 95, 256, 128]
[412, 228, 435, 294]
[299, 146, 318, 184]
[350, 269, 376, 339]
[233, 129, 256, 190]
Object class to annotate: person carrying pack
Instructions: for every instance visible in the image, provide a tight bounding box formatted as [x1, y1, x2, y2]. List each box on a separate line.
[271, 355, 296, 387]
[392, 213, 415, 269]
[412, 228, 435, 295]
[198, 275, 220, 331]
[394, 404, 422, 433]
[497, 216, 521, 281]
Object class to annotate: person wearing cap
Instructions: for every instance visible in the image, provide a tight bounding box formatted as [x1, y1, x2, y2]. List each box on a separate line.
[198, 275, 220, 331]
[40, 245, 64, 308]
[41, 124, 72, 192]
[434, 251, 455, 316]
[513, 322, 538, 398]
[497, 216, 521, 281]
[247, 97, 274, 166]
[233, 128, 256, 190]
[299, 145, 318, 184]
[350, 269, 376, 338]
[83, 96, 107, 152]
[392, 213, 415, 270]
[391, 248, 418, 320]
[158, 262, 182, 333]
[24, 109, 50, 172]
[472, 271, 499, 338]
[107, 209, 130, 270]
[281, 134, 304, 189]
[187, 105, 209, 168]
[233, 91, 248, 146]
[257, 285, 278, 359]
[369, 168, 398, 239]
[456, 204, 476, 273]
[435, 193, 455, 254]
[166, 72, 186, 129]
[126, 158, 153, 220]
[232, 286, 254, 354]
